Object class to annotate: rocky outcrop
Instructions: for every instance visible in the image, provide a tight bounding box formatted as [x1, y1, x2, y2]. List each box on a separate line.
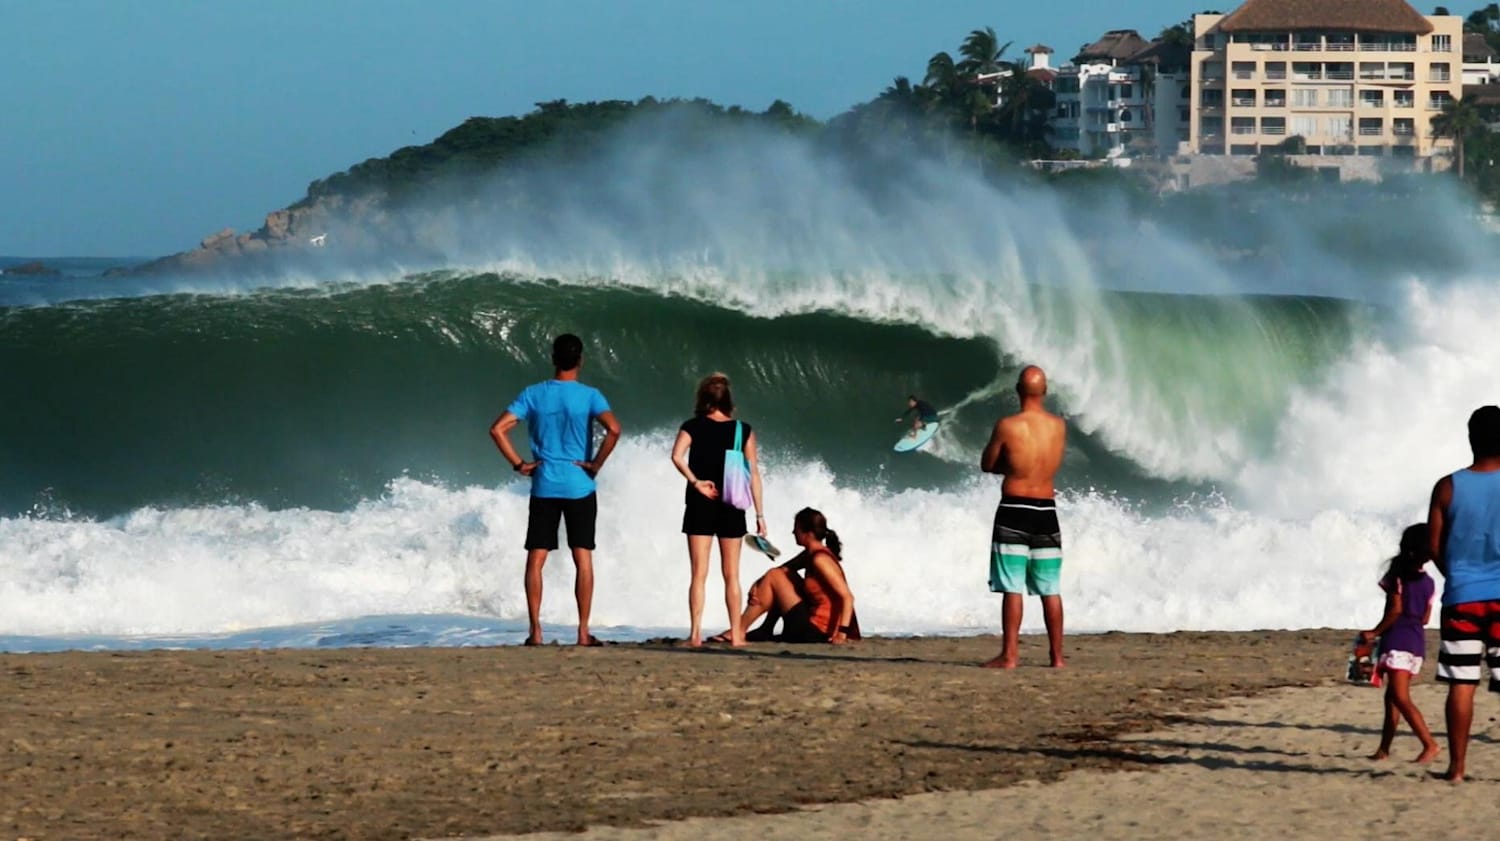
[2, 261, 62, 277]
[109, 197, 364, 276]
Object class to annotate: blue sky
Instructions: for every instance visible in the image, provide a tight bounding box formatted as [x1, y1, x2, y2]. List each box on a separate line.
[2, 0, 1192, 256]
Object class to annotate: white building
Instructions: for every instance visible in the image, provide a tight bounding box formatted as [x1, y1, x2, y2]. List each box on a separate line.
[1050, 30, 1190, 158]
[1463, 32, 1500, 83]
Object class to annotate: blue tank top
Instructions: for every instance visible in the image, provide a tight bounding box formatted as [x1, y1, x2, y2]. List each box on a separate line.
[1443, 468, 1500, 606]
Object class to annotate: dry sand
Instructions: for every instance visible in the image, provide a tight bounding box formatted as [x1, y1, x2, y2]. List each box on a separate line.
[480, 680, 1500, 841]
[2, 630, 1479, 840]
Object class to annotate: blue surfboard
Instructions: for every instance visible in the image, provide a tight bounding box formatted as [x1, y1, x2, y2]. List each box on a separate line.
[893, 421, 939, 453]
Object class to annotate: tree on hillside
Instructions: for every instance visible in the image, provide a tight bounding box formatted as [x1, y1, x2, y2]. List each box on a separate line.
[1466, 3, 1500, 31]
[1433, 95, 1485, 179]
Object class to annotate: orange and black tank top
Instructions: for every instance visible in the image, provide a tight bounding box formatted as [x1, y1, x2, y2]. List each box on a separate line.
[802, 553, 861, 639]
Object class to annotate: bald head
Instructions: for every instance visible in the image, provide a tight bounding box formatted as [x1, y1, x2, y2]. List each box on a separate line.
[1017, 366, 1047, 399]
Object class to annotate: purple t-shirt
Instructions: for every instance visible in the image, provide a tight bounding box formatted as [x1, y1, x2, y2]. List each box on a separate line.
[1379, 572, 1435, 657]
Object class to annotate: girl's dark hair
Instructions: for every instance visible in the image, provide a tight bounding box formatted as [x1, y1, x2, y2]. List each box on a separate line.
[694, 373, 735, 417]
[795, 507, 842, 559]
[1386, 522, 1430, 581]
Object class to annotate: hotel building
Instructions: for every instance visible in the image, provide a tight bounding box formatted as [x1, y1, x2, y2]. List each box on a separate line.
[1188, 0, 1463, 161]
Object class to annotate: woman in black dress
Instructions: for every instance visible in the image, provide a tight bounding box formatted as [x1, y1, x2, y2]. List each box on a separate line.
[669, 373, 765, 647]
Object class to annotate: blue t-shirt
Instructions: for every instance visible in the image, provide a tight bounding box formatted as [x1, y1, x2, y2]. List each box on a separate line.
[1442, 468, 1500, 606]
[507, 379, 611, 500]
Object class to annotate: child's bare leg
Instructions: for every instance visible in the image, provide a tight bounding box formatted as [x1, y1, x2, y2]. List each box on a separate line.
[1370, 679, 1398, 760]
[1387, 670, 1440, 762]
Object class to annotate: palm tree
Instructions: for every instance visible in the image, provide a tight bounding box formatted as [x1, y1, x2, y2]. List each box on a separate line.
[1433, 96, 1484, 179]
[958, 26, 1011, 78]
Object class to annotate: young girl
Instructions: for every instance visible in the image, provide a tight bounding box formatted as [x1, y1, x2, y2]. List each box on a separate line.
[1360, 523, 1440, 763]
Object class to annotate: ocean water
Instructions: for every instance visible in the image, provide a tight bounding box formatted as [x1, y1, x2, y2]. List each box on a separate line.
[3, 137, 1495, 652]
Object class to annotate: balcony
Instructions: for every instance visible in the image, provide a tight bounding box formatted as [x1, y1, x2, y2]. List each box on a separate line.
[1358, 126, 1384, 136]
[1326, 43, 1356, 52]
[1262, 124, 1287, 135]
[1360, 100, 1386, 109]
[1231, 125, 1257, 135]
[1233, 70, 1255, 79]
[1265, 98, 1287, 108]
[1394, 99, 1415, 109]
[1430, 72, 1453, 82]
[1427, 100, 1449, 110]
[1265, 69, 1288, 79]
[1360, 71, 1415, 81]
[1293, 42, 1323, 52]
[1361, 42, 1417, 52]
[1325, 69, 1355, 80]
[1231, 97, 1257, 106]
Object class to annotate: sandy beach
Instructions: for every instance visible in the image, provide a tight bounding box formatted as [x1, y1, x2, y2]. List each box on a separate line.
[0, 630, 1464, 840]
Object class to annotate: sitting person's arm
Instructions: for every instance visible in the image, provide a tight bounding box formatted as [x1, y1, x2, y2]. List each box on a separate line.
[809, 551, 856, 645]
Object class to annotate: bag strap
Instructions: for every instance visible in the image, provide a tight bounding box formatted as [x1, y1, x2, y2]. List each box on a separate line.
[733, 420, 743, 453]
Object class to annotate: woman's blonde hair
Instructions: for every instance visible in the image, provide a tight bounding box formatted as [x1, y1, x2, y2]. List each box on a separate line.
[694, 373, 735, 417]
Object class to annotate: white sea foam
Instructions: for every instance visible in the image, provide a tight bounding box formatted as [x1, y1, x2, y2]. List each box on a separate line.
[0, 432, 1411, 647]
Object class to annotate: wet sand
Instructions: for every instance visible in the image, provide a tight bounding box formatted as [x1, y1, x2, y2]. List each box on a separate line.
[1, 630, 1388, 839]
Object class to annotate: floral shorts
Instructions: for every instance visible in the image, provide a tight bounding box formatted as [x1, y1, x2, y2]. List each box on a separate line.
[1379, 649, 1423, 676]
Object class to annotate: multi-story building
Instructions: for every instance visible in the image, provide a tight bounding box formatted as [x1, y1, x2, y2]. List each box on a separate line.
[1047, 30, 1193, 158]
[1051, 30, 1153, 157]
[1188, 0, 1462, 162]
[1463, 33, 1500, 83]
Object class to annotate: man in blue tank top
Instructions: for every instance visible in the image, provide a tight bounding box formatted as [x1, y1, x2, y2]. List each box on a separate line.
[490, 334, 622, 647]
[1430, 405, 1500, 782]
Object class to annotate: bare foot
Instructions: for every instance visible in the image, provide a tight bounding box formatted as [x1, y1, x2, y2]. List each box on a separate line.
[980, 656, 1018, 669]
[678, 638, 703, 649]
[1434, 767, 1465, 783]
[1368, 749, 1390, 761]
[1414, 744, 1441, 764]
[1050, 657, 1067, 669]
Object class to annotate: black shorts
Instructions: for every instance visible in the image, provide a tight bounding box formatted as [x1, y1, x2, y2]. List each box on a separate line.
[682, 494, 747, 538]
[778, 601, 826, 643]
[525, 494, 597, 551]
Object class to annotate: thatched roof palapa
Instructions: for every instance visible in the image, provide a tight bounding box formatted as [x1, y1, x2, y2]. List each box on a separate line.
[1075, 30, 1153, 63]
[1216, 0, 1433, 34]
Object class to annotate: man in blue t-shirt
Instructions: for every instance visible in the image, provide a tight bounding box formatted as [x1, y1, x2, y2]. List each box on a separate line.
[1429, 405, 1500, 782]
[490, 334, 621, 647]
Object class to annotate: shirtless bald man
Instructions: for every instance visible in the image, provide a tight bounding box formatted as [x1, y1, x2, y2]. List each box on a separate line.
[980, 366, 1067, 669]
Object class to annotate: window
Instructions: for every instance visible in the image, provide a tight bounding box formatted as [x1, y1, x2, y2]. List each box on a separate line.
[1327, 115, 1352, 137]
[1431, 62, 1452, 81]
[1232, 61, 1256, 79]
[1265, 61, 1288, 79]
[1292, 116, 1318, 136]
[1262, 117, 1287, 135]
[1433, 34, 1452, 52]
[1293, 89, 1319, 107]
[1358, 117, 1383, 136]
[1204, 61, 1225, 78]
[1394, 90, 1415, 108]
[1232, 88, 1257, 106]
[1327, 89, 1353, 107]
[1201, 88, 1224, 106]
[1359, 90, 1385, 108]
[1393, 118, 1415, 136]
[1231, 116, 1256, 135]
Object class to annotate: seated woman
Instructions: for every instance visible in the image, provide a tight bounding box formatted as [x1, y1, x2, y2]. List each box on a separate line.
[720, 508, 860, 645]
